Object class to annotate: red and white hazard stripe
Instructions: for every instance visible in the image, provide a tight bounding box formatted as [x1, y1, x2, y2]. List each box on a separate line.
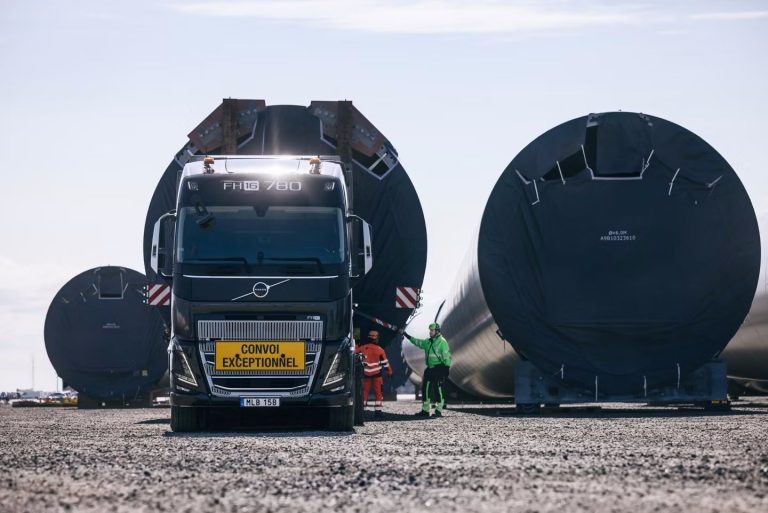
[395, 287, 419, 309]
[147, 284, 171, 306]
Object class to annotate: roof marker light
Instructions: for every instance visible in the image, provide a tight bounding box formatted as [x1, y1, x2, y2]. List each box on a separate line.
[309, 156, 322, 175]
[203, 156, 215, 174]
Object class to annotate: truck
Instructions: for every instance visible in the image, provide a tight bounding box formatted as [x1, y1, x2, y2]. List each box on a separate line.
[144, 100, 428, 404]
[151, 155, 373, 431]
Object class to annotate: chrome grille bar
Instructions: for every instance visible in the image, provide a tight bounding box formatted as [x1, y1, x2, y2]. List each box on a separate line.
[197, 320, 323, 341]
[196, 333, 323, 398]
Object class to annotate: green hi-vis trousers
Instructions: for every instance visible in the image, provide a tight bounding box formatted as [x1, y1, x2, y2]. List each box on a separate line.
[421, 367, 446, 413]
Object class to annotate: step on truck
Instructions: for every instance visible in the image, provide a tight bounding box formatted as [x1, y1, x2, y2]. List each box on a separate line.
[151, 155, 372, 431]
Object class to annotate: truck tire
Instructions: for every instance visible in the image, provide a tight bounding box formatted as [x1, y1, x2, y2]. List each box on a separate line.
[171, 405, 202, 432]
[354, 393, 365, 426]
[354, 354, 365, 426]
[328, 405, 354, 432]
[727, 382, 743, 401]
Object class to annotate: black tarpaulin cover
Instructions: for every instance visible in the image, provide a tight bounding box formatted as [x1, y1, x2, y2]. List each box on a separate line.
[44, 267, 167, 400]
[143, 102, 427, 392]
[479, 112, 760, 395]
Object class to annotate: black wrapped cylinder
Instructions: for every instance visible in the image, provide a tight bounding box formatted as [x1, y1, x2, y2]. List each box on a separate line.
[44, 267, 167, 400]
[442, 112, 760, 397]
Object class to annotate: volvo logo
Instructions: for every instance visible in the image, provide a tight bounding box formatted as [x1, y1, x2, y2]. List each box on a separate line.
[231, 279, 291, 301]
[252, 282, 270, 298]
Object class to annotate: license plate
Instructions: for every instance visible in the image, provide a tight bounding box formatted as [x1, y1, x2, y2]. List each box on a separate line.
[215, 341, 305, 371]
[240, 397, 280, 407]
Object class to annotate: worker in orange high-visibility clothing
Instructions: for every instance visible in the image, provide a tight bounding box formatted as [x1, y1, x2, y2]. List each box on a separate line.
[355, 330, 393, 417]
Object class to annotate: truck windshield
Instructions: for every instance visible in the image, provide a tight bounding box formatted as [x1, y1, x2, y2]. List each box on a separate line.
[176, 206, 346, 266]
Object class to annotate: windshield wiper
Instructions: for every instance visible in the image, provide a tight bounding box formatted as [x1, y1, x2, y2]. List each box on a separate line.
[191, 195, 215, 228]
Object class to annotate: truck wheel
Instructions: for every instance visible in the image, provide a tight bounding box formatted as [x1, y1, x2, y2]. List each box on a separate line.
[354, 404, 365, 425]
[354, 355, 365, 426]
[171, 405, 202, 432]
[727, 382, 742, 401]
[354, 390, 365, 426]
[328, 405, 354, 432]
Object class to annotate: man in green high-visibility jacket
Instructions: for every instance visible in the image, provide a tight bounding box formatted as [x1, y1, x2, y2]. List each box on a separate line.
[400, 322, 451, 417]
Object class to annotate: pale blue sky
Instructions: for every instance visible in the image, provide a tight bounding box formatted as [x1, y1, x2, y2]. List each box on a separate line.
[0, 0, 766, 390]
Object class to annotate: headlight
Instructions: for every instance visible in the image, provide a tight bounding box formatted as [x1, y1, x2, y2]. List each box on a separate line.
[170, 340, 198, 387]
[322, 352, 346, 387]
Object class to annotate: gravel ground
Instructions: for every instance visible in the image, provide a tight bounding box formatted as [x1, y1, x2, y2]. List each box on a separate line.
[1, 399, 767, 513]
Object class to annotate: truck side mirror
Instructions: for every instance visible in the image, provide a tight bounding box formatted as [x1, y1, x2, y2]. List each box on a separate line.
[347, 215, 374, 278]
[151, 211, 176, 277]
[362, 220, 373, 274]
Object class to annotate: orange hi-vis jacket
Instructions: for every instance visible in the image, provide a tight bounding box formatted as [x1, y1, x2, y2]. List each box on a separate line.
[356, 342, 393, 378]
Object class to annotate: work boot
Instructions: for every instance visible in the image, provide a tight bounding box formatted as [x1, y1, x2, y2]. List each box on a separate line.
[415, 410, 430, 417]
[432, 410, 442, 418]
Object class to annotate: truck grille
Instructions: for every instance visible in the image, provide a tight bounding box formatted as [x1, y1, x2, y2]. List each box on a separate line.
[197, 320, 323, 341]
[196, 319, 323, 397]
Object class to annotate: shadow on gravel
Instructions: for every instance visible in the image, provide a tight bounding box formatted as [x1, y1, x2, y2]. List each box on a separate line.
[163, 430, 354, 438]
[361, 411, 432, 422]
[447, 406, 767, 418]
[137, 418, 171, 425]
[156, 408, 357, 436]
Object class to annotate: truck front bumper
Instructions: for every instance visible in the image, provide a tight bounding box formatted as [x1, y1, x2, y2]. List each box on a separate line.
[170, 336, 355, 410]
[170, 388, 353, 408]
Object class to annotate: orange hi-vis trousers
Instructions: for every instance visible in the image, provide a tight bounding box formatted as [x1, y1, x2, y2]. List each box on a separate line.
[362, 376, 384, 412]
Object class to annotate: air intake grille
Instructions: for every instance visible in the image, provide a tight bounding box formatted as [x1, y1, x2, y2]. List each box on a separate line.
[196, 321, 324, 398]
[197, 320, 323, 341]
